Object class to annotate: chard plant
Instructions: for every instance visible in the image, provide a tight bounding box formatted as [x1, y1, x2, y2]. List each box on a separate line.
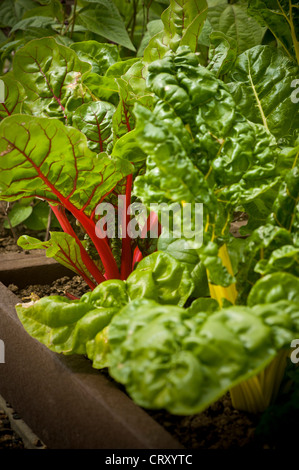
[0, 0, 299, 422]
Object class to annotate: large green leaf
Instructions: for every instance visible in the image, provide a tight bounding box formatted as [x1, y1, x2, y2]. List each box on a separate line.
[72, 101, 115, 154]
[0, 72, 25, 121]
[127, 250, 194, 307]
[12, 37, 92, 120]
[228, 45, 299, 141]
[0, 115, 132, 216]
[248, 0, 299, 64]
[207, 31, 237, 77]
[108, 297, 299, 414]
[144, 0, 208, 63]
[248, 272, 299, 306]
[3, 202, 32, 228]
[77, 1, 135, 51]
[207, 0, 267, 54]
[15, 250, 195, 365]
[134, 48, 281, 226]
[16, 279, 128, 356]
[70, 41, 120, 75]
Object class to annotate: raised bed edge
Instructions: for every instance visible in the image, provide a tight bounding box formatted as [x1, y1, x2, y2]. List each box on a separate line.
[0, 281, 183, 449]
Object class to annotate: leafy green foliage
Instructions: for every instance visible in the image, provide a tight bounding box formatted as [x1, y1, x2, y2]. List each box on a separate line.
[248, 0, 299, 65]
[206, 0, 267, 54]
[143, 0, 208, 63]
[15, 250, 194, 366]
[77, 0, 136, 52]
[228, 45, 299, 142]
[107, 298, 299, 414]
[0, 114, 131, 213]
[1, 0, 299, 422]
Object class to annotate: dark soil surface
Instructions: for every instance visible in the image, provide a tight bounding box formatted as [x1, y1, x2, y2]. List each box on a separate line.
[0, 409, 24, 449]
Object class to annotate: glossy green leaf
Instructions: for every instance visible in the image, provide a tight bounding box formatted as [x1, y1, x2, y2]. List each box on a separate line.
[248, 272, 299, 306]
[207, 31, 237, 77]
[77, 1, 135, 51]
[15, 279, 126, 356]
[248, 0, 299, 64]
[157, 235, 210, 298]
[82, 73, 119, 106]
[3, 202, 32, 228]
[144, 0, 208, 63]
[255, 245, 299, 277]
[108, 298, 299, 414]
[228, 46, 299, 141]
[70, 41, 120, 75]
[72, 101, 115, 154]
[269, 165, 299, 233]
[127, 251, 194, 307]
[207, 1, 266, 54]
[0, 73, 25, 121]
[12, 37, 92, 120]
[0, 115, 132, 216]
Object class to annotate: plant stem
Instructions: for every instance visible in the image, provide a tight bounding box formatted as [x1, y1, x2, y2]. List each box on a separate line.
[50, 205, 105, 286]
[121, 174, 133, 280]
[45, 207, 52, 242]
[70, 0, 77, 39]
[4, 203, 17, 243]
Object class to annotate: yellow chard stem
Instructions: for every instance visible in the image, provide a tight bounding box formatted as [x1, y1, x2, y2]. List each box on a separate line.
[208, 243, 238, 307]
[207, 241, 289, 413]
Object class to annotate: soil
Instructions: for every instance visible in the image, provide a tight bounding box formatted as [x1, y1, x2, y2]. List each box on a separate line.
[0, 409, 24, 450]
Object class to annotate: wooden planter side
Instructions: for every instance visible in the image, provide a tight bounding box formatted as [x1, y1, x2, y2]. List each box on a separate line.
[0, 282, 183, 449]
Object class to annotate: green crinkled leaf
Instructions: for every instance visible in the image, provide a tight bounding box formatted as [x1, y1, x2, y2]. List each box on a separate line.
[15, 279, 126, 356]
[127, 251, 194, 307]
[70, 41, 120, 76]
[255, 245, 299, 277]
[144, 0, 208, 63]
[228, 45, 299, 141]
[111, 129, 147, 164]
[248, 0, 299, 64]
[72, 101, 115, 154]
[157, 235, 210, 298]
[248, 272, 299, 306]
[12, 37, 92, 120]
[0, 115, 132, 216]
[236, 224, 294, 302]
[200, 241, 235, 287]
[112, 60, 154, 139]
[15, 251, 195, 366]
[269, 165, 299, 233]
[133, 47, 281, 249]
[0, 73, 25, 121]
[82, 73, 119, 106]
[207, 31, 237, 77]
[77, 1, 135, 51]
[108, 298, 299, 414]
